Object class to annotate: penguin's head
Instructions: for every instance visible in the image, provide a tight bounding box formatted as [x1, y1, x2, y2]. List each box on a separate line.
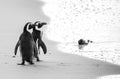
[23, 22, 33, 31]
[34, 21, 40, 26]
[28, 23, 34, 30]
[34, 21, 47, 28]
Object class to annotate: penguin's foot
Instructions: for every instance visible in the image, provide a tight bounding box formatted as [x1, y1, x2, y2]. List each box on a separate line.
[17, 60, 25, 65]
[17, 62, 25, 65]
[29, 61, 34, 65]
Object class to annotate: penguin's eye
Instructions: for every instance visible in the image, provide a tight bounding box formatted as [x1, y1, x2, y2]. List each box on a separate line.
[36, 23, 39, 26]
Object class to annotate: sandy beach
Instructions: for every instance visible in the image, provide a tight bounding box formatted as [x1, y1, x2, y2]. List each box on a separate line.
[0, 38, 120, 79]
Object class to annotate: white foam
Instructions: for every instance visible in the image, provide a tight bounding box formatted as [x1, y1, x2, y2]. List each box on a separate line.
[57, 42, 120, 65]
[42, 0, 120, 43]
[98, 75, 120, 79]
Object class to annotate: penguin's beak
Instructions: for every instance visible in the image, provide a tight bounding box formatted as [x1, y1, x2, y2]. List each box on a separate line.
[42, 22, 47, 25]
[37, 22, 47, 28]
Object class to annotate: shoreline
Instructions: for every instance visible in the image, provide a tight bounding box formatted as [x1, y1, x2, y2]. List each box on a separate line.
[0, 37, 120, 79]
[39, 37, 120, 79]
[56, 40, 120, 65]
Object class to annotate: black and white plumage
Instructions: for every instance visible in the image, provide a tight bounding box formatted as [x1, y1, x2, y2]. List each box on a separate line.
[14, 22, 39, 65]
[31, 21, 47, 55]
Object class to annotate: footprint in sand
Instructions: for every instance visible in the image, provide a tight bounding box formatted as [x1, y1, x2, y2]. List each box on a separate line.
[58, 62, 69, 66]
[93, 63, 100, 67]
[4, 62, 8, 64]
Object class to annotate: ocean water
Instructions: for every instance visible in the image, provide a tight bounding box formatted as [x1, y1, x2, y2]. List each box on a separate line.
[42, 0, 120, 65]
[43, 0, 120, 42]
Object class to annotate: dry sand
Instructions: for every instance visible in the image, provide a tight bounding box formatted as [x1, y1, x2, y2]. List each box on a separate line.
[0, 38, 120, 79]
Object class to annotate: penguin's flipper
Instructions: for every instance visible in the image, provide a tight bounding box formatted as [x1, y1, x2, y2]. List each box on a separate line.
[14, 34, 23, 56]
[38, 40, 47, 54]
[14, 40, 20, 56]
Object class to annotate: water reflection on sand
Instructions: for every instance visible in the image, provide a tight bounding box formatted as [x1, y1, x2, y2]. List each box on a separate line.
[98, 75, 120, 79]
[57, 42, 120, 65]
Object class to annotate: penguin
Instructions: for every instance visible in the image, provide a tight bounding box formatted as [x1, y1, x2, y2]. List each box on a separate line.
[78, 39, 88, 45]
[78, 39, 89, 49]
[14, 22, 39, 65]
[32, 21, 47, 55]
